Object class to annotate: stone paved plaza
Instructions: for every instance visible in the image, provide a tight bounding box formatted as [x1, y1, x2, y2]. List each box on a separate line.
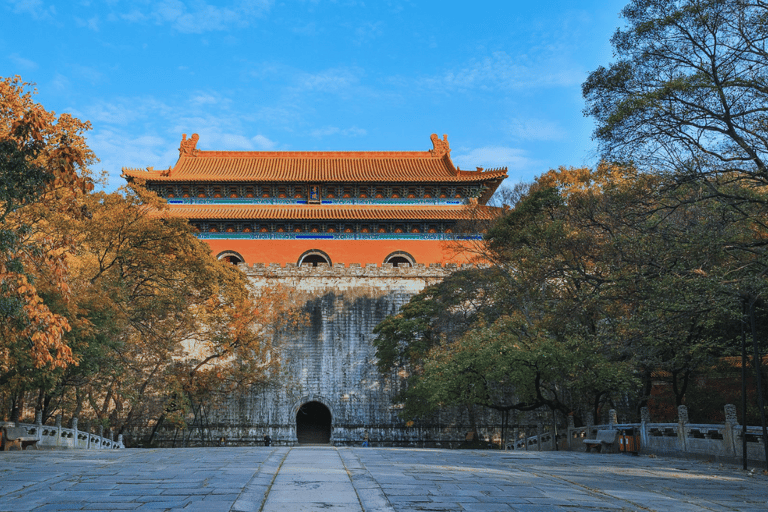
[1, 447, 767, 511]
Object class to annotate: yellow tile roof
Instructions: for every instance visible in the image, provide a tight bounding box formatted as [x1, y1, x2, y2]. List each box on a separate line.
[122, 134, 508, 187]
[158, 204, 501, 221]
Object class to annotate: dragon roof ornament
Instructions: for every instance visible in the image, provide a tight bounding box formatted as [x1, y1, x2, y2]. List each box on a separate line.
[179, 133, 200, 157]
[429, 133, 451, 158]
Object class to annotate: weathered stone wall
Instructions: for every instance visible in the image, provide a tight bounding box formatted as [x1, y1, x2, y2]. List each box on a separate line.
[191, 263, 437, 446]
[217, 263, 446, 446]
[147, 262, 500, 447]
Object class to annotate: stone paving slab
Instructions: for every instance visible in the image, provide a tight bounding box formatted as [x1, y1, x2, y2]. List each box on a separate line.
[1, 446, 767, 511]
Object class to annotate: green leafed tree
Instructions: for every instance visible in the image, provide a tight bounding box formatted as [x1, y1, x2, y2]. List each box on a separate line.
[583, 0, 768, 186]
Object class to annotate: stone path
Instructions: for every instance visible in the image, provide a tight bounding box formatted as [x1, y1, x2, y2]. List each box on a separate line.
[1, 446, 767, 511]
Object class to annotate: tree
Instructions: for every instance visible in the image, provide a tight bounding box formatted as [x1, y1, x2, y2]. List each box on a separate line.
[377, 166, 645, 428]
[52, 184, 298, 440]
[584, 0, 768, 463]
[0, 76, 94, 406]
[583, 0, 768, 187]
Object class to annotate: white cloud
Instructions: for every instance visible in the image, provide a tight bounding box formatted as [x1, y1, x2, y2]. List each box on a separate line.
[74, 15, 100, 31]
[423, 51, 583, 92]
[296, 67, 361, 94]
[87, 128, 175, 188]
[75, 91, 283, 189]
[292, 21, 319, 36]
[50, 73, 70, 91]
[353, 21, 384, 45]
[252, 134, 276, 150]
[120, 9, 146, 22]
[190, 93, 226, 106]
[69, 64, 106, 85]
[205, 133, 276, 151]
[310, 126, 367, 138]
[8, 53, 38, 71]
[84, 98, 171, 125]
[508, 117, 566, 141]
[119, 0, 274, 33]
[8, 0, 56, 20]
[87, 15, 100, 31]
[452, 146, 540, 172]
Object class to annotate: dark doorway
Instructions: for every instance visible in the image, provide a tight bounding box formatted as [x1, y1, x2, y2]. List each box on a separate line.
[296, 401, 332, 444]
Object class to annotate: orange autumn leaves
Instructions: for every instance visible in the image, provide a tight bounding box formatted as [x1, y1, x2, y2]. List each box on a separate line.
[1, 76, 95, 372]
[1, 77, 295, 430]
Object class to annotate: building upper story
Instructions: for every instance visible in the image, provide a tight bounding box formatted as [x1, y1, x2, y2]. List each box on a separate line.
[122, 133, 508, 267]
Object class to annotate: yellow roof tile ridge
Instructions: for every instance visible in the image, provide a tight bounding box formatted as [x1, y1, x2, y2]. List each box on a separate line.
[192, 150, 433, 159]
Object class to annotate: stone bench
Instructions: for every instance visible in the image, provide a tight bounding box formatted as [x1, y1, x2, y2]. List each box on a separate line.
[583, 429, 618, 453]
[2, 426, 39, 451]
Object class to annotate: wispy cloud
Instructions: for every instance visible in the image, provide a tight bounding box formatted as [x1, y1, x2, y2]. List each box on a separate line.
[75, 15, 100, 31]
[353, 21, 384, 46]
[310, 126, 367, 138]
[83, 97, 172, 126]
[75, 91, 284, 188]
[8, 53, 38, 71]
[88, 128, 174, 183]
[508, 117, 566, 141]
[69, 64, 107, 85]
[7, 0, 56, 21]
[294, 66, 362, 94]
[251, 134, 276, 150]
[421, 51, 583, 92]
[122, 0, 274, 33]
[453, 146, 540, 172]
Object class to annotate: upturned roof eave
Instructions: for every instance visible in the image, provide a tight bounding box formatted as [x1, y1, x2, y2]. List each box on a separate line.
[153, 204, 504, 221]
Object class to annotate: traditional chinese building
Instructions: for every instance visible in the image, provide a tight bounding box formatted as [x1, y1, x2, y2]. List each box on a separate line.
[123, 134, 508, 446]
[123, 133, 506, 268]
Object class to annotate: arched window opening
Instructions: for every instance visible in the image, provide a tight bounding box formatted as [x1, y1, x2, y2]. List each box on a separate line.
[217, 251, 245, 265]
[298, 250, 332, 267]
[384, 251, 415, 268]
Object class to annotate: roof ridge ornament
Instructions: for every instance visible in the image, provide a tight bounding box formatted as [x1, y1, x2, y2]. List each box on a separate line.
[179, 133, 200, 157]
[429, 133, 450, 158]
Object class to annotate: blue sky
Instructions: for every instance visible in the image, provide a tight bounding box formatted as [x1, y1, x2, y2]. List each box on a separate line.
[1, 0, 628, 192]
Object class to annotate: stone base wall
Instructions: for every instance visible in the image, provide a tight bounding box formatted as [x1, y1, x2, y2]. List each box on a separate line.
[144, 263, 495, 447]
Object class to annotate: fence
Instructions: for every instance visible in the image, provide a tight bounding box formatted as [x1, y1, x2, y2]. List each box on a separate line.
[1, 411, 124, 450]
[529, 404, 767, 464]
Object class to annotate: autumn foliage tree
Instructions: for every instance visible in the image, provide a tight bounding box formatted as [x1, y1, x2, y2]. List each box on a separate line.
[1, 77, 297, 442]
[47, 184, 299, 441]
[0, 77, 94, 417]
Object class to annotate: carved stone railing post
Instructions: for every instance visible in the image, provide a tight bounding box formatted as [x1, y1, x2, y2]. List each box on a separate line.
[55, 414, 62, 448]
[536, 422, 543, 451]
[85, 421, 92, 449]
[640, 406, 651, 450]
[567, 414, 576, 450]
[98, 425, 104, 450]
[34, 410, 43, 442]
[677, 405, 689, 452]
[118, 434, 124, 448]
[584, 411, 594, 444]
[71, 417, 79, 449]
[724, 404, 738, 458]
[523, 424, 528, 450]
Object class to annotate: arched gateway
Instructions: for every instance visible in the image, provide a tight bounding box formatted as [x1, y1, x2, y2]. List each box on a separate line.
[296, 401, 332, 444]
